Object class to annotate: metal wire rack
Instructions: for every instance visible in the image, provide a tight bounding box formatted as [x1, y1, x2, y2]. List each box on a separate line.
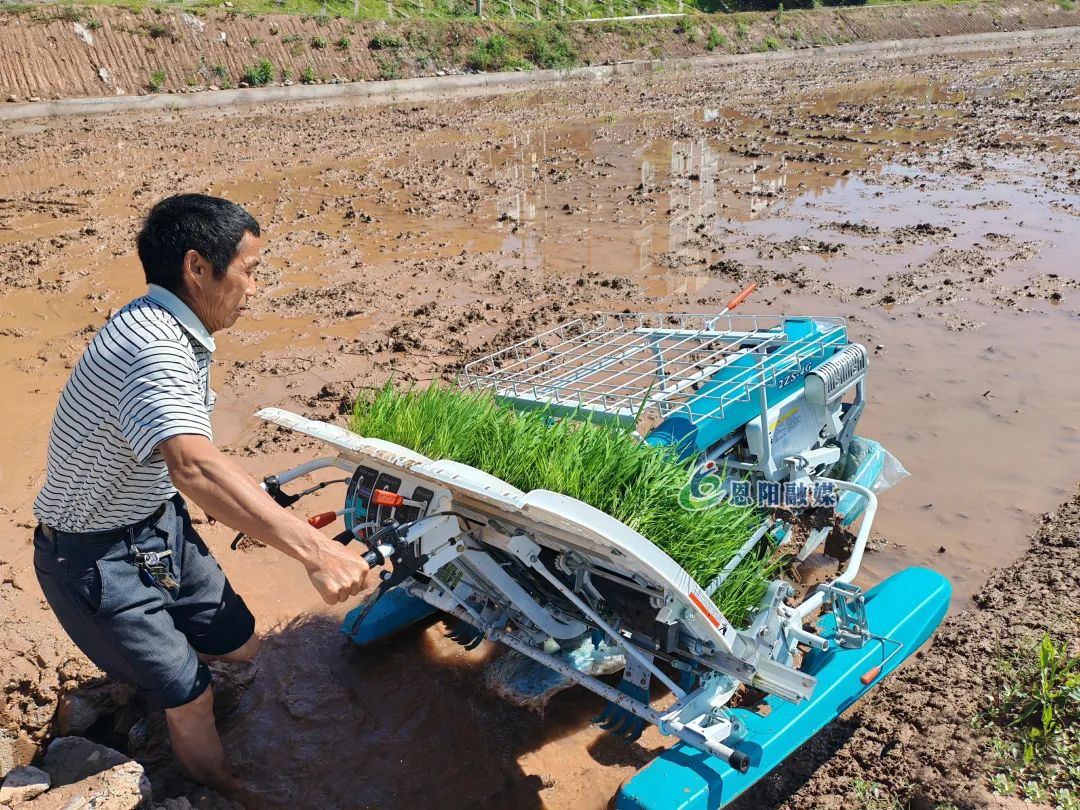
[462, 313, 847, 429]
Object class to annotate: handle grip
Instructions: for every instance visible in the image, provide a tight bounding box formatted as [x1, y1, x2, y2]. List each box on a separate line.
[724, 282, 758, 313]
[331, 528, 390, 569]
[308, 511, 338, 529]
[860, 665, 882, 685]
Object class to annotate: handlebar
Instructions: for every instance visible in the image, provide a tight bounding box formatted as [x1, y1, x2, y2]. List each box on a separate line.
[361, 544, 394, 568]
[331, 526, 394, 569]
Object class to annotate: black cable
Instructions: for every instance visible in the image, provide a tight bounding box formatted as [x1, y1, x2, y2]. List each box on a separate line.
[231, 478, 351, 550]
[294, 478, 350, 498]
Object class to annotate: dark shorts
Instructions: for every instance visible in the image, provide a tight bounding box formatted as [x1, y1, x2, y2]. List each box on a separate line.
[34, 494, 256, 710]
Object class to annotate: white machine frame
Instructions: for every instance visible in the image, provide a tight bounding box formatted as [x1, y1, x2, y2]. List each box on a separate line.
[256, 407, 877, 768]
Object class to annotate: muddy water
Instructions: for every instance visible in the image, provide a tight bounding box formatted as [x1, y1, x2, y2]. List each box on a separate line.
[214, 90, 1079, 604]
[1, 39, 1078, 809]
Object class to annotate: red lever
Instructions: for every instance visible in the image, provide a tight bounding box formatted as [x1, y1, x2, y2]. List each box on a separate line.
[724, 282, 758, 313]
[372, 489, 404, 508]
[860, 665, 882, 685]
[307, 511, 338, 529]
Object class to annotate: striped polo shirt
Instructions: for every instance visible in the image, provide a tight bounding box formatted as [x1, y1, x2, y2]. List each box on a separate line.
[33, 285, 217, 532]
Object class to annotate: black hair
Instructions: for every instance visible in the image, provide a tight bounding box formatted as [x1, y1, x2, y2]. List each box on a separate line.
[136, 194, 260, 291]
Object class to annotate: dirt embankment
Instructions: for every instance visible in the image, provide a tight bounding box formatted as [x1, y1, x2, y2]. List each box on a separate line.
[1, 0, 1079, 102]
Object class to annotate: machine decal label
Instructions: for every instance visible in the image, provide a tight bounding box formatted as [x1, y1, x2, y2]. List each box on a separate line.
[688, 590, 722, 629]
[777, 360, 816, 390]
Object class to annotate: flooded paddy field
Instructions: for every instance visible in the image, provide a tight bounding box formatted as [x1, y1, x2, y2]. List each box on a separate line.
[0, 33, 1077, 809]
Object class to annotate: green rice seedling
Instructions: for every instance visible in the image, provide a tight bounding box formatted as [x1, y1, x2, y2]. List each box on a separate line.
[350, 383, 777, 627]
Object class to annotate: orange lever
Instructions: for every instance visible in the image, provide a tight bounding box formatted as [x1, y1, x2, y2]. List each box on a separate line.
[308, 511, 338, 529]
[860, 665, 882, 685]
[725, 282, 758, 313]
[372, 489, 405, 508]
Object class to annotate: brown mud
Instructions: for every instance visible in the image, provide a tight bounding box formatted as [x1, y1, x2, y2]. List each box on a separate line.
[0, 30, 1078, 809]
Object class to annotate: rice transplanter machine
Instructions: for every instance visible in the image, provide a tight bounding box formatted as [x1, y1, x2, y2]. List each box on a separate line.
[254, 301, 950, 810]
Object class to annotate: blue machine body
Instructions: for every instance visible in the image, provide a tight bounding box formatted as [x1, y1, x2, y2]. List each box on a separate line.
[338, 315, 948, 810]
[644, 318, 847, 460]
[615, 566, 951, 810]
[836, 437, 886, 526]
[342, 585, 435, 646]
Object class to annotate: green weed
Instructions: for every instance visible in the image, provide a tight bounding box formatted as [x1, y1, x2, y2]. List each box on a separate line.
[241, 58, 275, 86]
[369, 32, 403, 49]
[335, 35, 351, 49]
[849, 779, 904, 810]
[520, 23, 577, 69]
[982, 633, 1080, 810]
[147, 69, 167, 92]
[466, 34, 527, 71]
[311, 34, 328, 48]
[145, 20, 171, 38]
[301, 64, 316, 83]
[376, 57, 401, 79]
[706, 25, 725, 51]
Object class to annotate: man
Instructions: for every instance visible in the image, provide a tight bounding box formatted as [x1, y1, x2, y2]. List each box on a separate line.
[32, 194, 370, 801]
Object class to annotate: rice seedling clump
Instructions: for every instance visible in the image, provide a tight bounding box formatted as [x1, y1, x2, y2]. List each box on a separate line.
[350, 383, 776, 627]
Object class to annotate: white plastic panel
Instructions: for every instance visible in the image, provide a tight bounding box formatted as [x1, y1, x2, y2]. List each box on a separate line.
[257, 408, 740, 655]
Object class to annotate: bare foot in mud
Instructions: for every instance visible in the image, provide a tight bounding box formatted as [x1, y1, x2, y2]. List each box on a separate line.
[215, 779, 279, 810]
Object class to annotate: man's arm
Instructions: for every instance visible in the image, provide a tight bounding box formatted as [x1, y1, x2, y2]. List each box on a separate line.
[159, 434, 370, 604]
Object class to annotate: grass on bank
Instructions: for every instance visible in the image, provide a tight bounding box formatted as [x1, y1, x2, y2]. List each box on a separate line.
[982, 633, 1080, 809]
[848, 780, 961, 810]
[0, 0, 892, 24]
[350, 383, 775, 627]
[466, 25, 576, 69]
[847, 634, 1079, 810]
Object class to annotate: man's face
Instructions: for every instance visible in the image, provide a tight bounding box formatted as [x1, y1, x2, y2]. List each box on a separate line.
[187, 231, 262, 333]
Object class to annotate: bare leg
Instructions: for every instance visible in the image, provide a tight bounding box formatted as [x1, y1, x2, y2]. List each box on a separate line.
[197, 633, 261, 665]
[165, 686, 232, 788]
[165, 686, 258, 808]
